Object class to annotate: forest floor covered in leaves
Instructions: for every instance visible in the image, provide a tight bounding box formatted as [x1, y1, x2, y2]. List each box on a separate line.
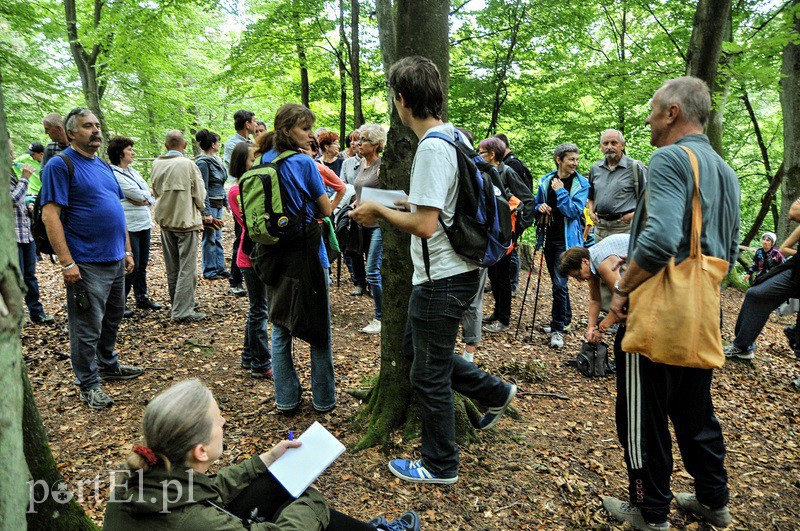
[22, 224, 800, 530]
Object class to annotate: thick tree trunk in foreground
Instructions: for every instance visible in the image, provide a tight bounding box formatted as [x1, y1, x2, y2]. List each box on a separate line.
[779, 0, 800, 240]
[353, 0, 483, 450]
[23, 367, 98, 530]
[705, 13, 733, 156]
[0, 69, 29, 531]
[375, 0, 396, 111]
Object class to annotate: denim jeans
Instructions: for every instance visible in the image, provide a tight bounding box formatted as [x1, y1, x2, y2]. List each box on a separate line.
[66, 261, 125, 390]
[125, 229, 151, 300]
[17, 241, 44, 317]
[404, 269, 512, 478]
[202, 206, 227, 278]
[543, 240, 572, 332]
[366, 227, 383, 320]
[271, 284, 336, 411]
[241, 267, 271, 372]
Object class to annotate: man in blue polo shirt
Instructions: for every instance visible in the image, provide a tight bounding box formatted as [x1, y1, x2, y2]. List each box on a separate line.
[40, 108, 143, 410]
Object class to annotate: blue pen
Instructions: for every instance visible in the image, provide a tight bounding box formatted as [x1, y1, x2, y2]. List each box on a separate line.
[288, 430, 294, 441]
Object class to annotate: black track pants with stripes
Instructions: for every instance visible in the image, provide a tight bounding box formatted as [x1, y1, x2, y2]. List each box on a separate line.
[613, 326, 730, 523]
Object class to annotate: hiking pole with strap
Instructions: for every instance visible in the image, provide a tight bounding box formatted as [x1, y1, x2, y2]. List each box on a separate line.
[514, 214, 546, 340]
[528, 213, 551, 342]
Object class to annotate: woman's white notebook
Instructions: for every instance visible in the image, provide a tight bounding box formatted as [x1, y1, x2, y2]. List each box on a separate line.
[267, 421, 346, 498]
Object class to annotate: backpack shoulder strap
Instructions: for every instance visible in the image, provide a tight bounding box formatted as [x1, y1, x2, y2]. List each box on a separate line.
[57, 153, 74, 182]
[632, 158, 640, 199]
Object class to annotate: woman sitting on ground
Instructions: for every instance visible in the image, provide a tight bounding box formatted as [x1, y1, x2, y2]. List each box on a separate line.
[746, 231, 784, 284]
[103, 379, 421, 530]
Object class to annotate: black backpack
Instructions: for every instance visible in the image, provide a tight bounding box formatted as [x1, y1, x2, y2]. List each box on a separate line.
[419, 131, 513, 277]
[31, 153, 73, 256]
[575, 342, 615, 377]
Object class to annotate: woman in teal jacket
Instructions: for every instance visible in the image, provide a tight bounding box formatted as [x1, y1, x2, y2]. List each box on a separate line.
[533, 143, 590, 348]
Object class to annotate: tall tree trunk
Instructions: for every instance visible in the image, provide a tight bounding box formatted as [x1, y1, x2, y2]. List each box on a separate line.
[64, 0, 110, 154]
[779, 0, 800, 240]
[705, 13, 733, 156]
[487, 2, 525, 137]
[338, 0, 348, 140]
[349, 0, 364, 127]
[23, 367, 97, 529]
[0, 69, 29, 531]
[297, 41, 310, 108]
[741, 87, 780, 242]
[353, 0, 482, 451]
[375, 0, 397, 111]
[685, 0, 732, 156]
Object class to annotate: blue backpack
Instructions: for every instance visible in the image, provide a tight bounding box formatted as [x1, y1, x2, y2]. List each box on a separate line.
[420, 131, 513, 276]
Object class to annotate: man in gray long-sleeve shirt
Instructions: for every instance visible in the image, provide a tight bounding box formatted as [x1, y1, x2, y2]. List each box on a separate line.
[600, 77, 740, 531]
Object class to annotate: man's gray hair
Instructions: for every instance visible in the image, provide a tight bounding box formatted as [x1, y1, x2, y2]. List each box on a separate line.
[553, 142, 579, 165]
[64, 107, 93, 134]
[600, 129, 625, 144]
[654, 76, 711, 127]
[43, 113, 63, 128]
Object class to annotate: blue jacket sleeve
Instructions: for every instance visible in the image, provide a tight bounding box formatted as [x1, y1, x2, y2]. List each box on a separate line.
[555, 176, 589, 220]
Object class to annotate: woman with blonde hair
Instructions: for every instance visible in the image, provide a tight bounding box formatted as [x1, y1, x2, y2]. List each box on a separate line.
[104, 379, 420, 529]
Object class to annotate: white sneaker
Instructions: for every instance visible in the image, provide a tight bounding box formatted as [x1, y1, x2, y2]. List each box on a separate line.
[361, 319, 382, 334]
[550, 331, 564, 348]
[461, 350, 475, 363]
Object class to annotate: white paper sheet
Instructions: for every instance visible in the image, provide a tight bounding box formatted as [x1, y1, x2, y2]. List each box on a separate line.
[267, 421, 346, 498]
[359, 187, 407, 209]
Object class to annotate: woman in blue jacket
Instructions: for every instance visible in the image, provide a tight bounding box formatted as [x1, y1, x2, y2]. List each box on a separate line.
[533, 143, 590, 348]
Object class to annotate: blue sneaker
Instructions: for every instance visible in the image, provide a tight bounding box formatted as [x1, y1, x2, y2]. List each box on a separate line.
[369, 516, 388, 527]
[479, 384, 517, 430]
[388, 459, 457, 485]
[376, 510, 422, 531]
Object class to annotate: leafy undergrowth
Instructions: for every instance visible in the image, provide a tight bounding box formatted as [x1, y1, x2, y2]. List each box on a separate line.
[23, 225, 800, 529]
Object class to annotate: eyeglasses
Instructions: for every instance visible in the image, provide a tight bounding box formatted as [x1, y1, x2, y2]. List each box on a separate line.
[64, 107, 90, 130]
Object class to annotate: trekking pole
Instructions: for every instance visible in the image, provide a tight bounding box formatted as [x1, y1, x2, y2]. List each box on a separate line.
[529, 214, 551, 342]
[514, 215, 546, 340]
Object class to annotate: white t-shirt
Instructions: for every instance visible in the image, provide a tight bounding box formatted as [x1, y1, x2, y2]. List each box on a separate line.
[408, 123, 478, 285]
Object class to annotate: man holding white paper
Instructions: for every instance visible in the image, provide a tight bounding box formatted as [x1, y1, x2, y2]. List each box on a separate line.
[351, 56, 517, 485]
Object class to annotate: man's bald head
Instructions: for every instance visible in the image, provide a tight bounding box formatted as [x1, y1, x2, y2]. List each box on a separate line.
[165, 130, 186, 152]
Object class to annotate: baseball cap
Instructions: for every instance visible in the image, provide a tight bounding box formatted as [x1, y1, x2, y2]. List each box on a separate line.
[27, 142, 45, 154]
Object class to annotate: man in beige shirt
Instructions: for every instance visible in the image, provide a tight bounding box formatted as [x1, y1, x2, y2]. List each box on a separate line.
[151, 130, 206, 321]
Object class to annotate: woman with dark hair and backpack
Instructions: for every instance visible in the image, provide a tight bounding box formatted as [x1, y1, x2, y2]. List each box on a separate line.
[249, 104, 336, 415]
[195, 129, 230, 280]
[227, 142, 272, 379]
[103, 379, 421, 530]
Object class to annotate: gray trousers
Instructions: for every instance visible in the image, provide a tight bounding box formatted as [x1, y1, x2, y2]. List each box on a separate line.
[161, 229, 199, 320]
[594, 218, 631, 243]
[66, 261, 125, 390]
[461, 268, 488, 346]
[733, 267, 800, 349]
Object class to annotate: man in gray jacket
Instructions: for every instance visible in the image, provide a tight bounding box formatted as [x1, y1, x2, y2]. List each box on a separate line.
[151, 130, 206, 322]
[600, 77, 740, 530]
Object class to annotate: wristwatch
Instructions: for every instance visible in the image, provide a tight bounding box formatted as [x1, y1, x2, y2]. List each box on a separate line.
[125, 252, 133, 257]
[614, 280, 629, 297]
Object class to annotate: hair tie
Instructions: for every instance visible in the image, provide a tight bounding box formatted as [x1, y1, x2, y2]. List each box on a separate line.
[133, 445, 158, 466]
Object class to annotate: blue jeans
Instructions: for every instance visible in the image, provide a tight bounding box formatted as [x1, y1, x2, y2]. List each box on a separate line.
[271, 284, 336, 411]
[366, 228, 383, 320]
[18, 241, 44, 317]
[125, 229, 151, 300]
[543, 240, 572, 332]
[404, 269, 512, 478]
[66, 261, 125, 390]
[202, 206, 227, 278]
[241, 267, 271, 372]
